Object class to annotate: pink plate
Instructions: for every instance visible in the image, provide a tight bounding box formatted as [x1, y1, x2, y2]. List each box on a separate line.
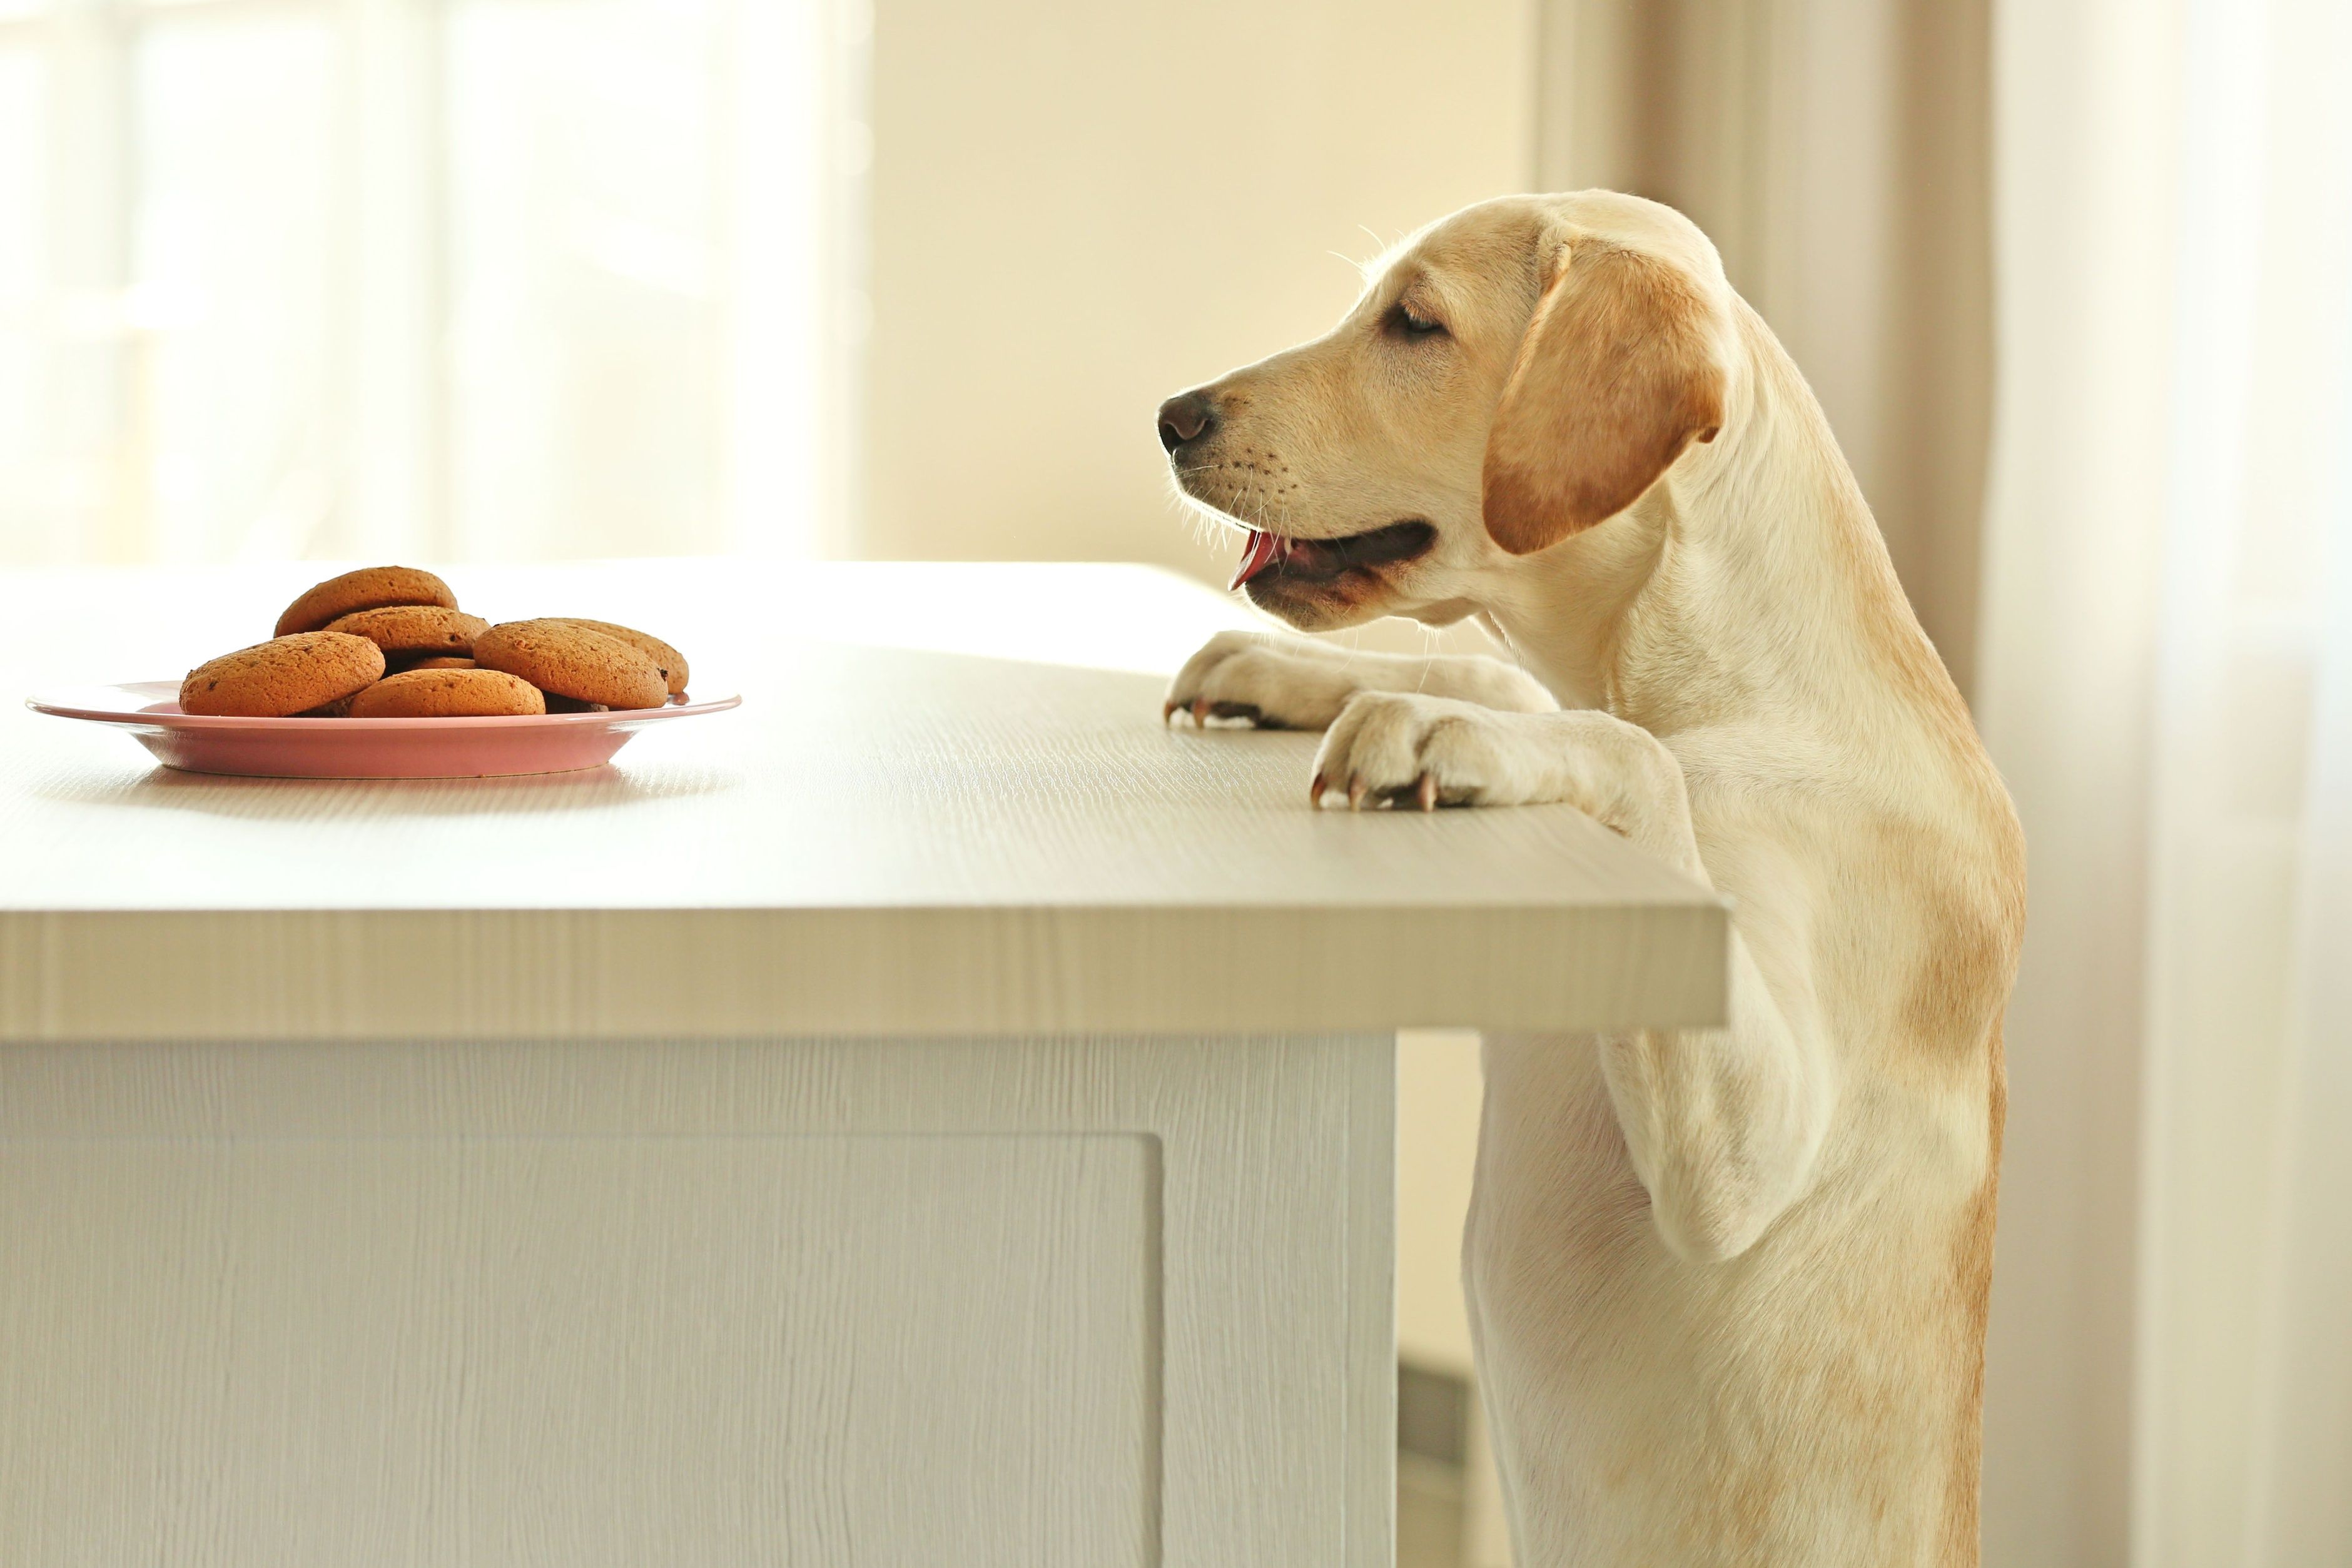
[28, 681, 741, 779]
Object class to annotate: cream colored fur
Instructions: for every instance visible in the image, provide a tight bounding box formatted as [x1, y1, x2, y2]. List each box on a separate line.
[1159, 192, 2025, 1567]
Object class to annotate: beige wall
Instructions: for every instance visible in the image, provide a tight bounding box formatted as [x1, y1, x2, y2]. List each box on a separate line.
[863, 0, 1537, 582]
[1397, 1031, 1486, 1376]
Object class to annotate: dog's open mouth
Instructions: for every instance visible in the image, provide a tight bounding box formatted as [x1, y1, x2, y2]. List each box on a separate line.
[1228, 520, 1436, 591]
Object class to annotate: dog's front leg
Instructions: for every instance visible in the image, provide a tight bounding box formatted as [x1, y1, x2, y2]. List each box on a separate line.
[1162, 631, 1556, 731]
[1320, 694, 1835, 1260]
[1597, 938, 1834, 1262]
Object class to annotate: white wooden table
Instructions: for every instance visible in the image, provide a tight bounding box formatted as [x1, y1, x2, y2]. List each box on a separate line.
[0, 561, 1726, 1568]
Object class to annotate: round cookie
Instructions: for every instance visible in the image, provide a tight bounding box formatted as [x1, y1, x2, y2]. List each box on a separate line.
[325, 604, 489, 657]
[548, 619, 689, 695]
[181, 632, 386, 717]
[390, 655, 476, 672]
[347, 668, 547, 719]
[541, 694, 610, 714]
[275, 565, 457, 637]
[471, 619, 667, 710]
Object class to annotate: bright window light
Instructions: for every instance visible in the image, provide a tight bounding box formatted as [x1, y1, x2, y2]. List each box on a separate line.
[0, 0, 839, 567]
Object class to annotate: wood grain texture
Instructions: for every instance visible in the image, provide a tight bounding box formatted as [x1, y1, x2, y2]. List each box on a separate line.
[0, 1033, 1395, 1568]
[0, 561, 1728, 1042]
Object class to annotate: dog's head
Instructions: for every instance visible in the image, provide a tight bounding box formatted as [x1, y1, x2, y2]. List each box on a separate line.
[1158, 191, 1735, 630]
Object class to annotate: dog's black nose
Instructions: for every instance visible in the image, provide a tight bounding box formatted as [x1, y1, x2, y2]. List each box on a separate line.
[1157, 391, 1216, 453]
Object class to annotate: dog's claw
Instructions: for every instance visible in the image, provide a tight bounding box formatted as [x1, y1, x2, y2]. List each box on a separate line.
[1416, 772, 1437, 812]
[1347, 774, 1367, 811]
[1162, 698, 1180, 724]
[1309, 771, 1327, 807]
[1191, 697, 1212, 727]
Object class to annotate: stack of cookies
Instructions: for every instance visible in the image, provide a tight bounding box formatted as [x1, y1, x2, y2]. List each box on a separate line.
[179, 566, 690, 720]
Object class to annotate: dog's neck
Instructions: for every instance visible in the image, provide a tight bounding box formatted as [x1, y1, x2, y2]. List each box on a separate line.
[1476, 303, 1955, 742]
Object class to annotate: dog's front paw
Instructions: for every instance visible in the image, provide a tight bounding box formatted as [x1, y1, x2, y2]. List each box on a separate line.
[1310, 692, 1558, 809]
[1162, 632, 1366, 731]
[1309, 696, 1701, 865]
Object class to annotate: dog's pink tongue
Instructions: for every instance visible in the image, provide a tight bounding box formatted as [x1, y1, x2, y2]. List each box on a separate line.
[1230, 530, 1284, 590]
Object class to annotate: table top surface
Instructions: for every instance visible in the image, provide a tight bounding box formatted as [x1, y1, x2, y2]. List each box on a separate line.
[0, 560, 1727, 1039]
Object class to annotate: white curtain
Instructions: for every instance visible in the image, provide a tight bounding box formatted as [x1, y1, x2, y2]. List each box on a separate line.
[1979, 0, 2352, 1563]
[0, 0, 841, 567]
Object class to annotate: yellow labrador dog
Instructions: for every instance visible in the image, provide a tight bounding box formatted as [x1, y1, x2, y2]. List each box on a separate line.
[1157, 191, 2025, 1567]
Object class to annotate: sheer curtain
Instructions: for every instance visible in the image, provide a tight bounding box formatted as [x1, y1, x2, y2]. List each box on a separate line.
[0, 0, 846, 568]
[1979, 0, 2352, 1562]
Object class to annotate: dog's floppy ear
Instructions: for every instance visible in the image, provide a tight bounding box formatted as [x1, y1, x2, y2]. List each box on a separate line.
[1481, 240, 1726, 555]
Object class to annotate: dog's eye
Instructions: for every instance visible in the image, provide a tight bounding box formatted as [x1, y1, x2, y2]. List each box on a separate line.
[1387, 302, 1447, 340]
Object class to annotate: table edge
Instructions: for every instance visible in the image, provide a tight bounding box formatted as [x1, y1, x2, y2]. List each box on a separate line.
[0, 903, 1730, 1040]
